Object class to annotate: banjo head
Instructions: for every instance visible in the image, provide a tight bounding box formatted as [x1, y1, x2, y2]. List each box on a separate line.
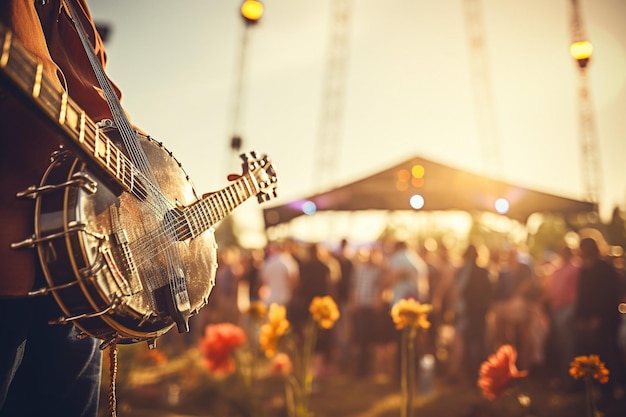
[35, 132, 218, 343]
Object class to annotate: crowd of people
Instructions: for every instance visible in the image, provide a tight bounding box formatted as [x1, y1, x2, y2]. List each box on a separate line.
[183, 234, 626, 403]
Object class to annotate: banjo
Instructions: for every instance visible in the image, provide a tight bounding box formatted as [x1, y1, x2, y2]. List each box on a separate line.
[0, 19, 278, 348]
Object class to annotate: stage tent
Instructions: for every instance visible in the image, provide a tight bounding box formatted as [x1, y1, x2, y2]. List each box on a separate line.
[262, 155, 594, 228]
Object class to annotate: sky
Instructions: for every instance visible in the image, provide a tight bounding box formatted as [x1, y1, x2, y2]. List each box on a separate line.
[87, 0, 626, 244]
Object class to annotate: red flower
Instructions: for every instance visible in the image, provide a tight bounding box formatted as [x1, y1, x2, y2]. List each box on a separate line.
[199, 323, 246, 374]
[477, 344, 528, 400]
[271, 352, 293, 376]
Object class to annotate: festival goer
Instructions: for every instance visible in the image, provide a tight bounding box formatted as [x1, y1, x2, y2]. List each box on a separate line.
[574, 237, 624, 406]
[491, 247, 534, 368]
[258, 241, 299, 308]
[447, 244, 493, 384]
[546, 245, 580, 389]
[349, 246, 385, 377]
[291, 243, 334, 376]
[384, 241, 429, 377]
[428, 244, 457, 374]
[208, 246, 243, 324]
[386, 241, 429, 304]
[418, 244, 441, 355]
[241, 248, 265, 303]
[332, 238, 354, 369]
[0, 1, 127, 415]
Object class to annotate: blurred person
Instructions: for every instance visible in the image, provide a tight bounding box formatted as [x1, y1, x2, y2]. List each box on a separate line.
[349, 246, 385, 377]
[526, 251, 551, 370]
[546, 245, 580, 389]
[291, 243, 332, 329]
[332, 238, 354, 369]
[385, 241, 429, 304]
[491, 247, 534, 368]
[241, 248, 265, 303]
[291, 243, 334, 376]
[209, 246, 243, 324]
[430, 245, 456, 323]
[371, 243, 397, 381]
[259, 241, 299, 308]
[429, 244, 458, 373]
[447, 244, 493, 384]
[574, 237, 624, 406]
[418, 243, 441, 355]
[384, 241, 429, 378]
[612, 252, 626, 360]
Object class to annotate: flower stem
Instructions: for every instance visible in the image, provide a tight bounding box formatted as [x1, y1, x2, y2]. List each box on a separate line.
[285, 375, 299, 417]
[585, 377, 596, 417]
[401, 328, 408, 417]
[407, 327, 416, 417]
[302, 318, 318, 414]
[401, 327, 417, 417]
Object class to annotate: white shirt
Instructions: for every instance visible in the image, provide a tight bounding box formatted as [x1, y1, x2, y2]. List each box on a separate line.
[388, 249, 429, 304]
[259, 253, 299, 306]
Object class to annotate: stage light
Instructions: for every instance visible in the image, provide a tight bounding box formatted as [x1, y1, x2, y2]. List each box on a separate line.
[494, 198, 509, 214]
[241, 0, 264, 24]
[411, 164, 425, 179]
[570, 40, 593, 69]
[302, 201, 317, 215]
[410, 194, 425, 210]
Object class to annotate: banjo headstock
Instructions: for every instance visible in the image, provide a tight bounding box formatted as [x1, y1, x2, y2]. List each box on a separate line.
[239, 151, 278, 203]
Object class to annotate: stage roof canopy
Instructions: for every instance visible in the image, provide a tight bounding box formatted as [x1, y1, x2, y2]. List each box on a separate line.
[263, 155, 594, 228]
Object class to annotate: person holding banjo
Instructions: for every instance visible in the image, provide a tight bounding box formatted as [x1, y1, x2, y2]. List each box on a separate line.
[0, 1, 278, 416]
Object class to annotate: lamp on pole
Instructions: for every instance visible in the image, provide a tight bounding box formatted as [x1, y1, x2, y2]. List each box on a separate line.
[221, 1, 264, 247]
[229, 1, 263, 156]
[569, 0, 601, 214]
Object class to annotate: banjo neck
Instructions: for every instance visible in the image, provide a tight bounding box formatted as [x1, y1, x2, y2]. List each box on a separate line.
[1, 25, 132, 196]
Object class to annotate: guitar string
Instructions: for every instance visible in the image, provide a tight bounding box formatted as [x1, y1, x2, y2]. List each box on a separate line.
[130, 168, 276, 273]
[75, 42, 179, 303]
[81, 118, 272, 253]
[63, 0, 187, 310]
[126, 172, 258, 257]
[128, 179, 255, 271]
[82, 118, 268, 260]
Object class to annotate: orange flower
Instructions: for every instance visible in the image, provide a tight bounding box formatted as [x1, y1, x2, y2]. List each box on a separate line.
[309, 296, 340, 329]
[390, 298, 432, 330]
[199, 323, 246, 374]
[259, 303, 290, 357]
[477, 344, 528, 400]
[569, 355, 609, 384]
